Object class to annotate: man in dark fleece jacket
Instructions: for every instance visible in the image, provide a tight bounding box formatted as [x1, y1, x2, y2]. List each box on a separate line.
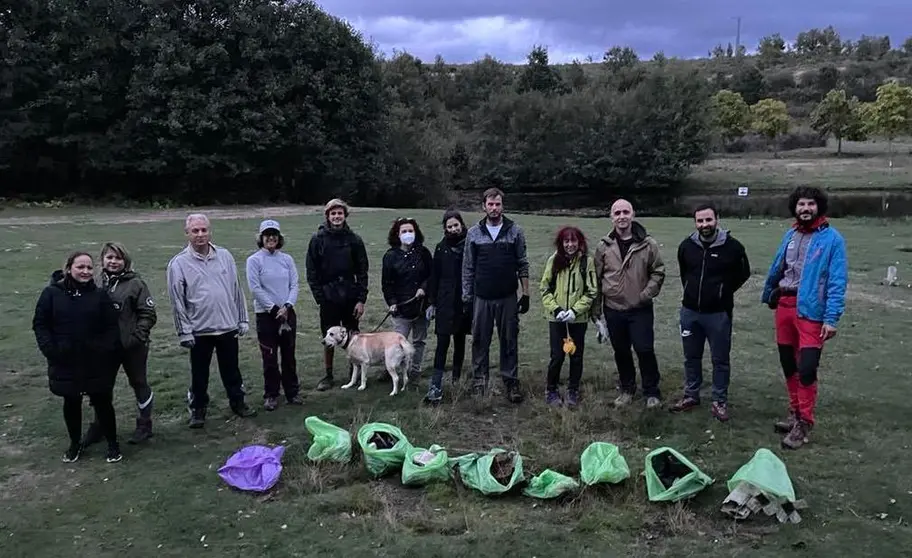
[305, 199, 369, 391]
[670, 204, 750, 422]
[462, 188, 530, 403]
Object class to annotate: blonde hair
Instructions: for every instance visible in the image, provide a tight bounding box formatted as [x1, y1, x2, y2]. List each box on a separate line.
[99, 241, 133, 271]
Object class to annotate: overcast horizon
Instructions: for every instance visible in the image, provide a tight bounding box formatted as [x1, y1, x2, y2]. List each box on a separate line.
[315, 1, 911, 64]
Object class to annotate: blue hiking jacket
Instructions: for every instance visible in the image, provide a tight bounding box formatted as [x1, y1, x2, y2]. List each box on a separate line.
[761, 221, 848, 327]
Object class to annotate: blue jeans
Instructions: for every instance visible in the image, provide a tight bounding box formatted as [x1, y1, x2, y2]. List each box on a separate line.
[679, 307, 732, 403]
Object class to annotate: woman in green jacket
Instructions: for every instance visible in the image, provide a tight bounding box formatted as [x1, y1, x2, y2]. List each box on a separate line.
[539, 226, 599, 408]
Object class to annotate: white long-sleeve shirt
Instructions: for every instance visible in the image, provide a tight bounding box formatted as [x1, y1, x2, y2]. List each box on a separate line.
[245, 248, 299, 314]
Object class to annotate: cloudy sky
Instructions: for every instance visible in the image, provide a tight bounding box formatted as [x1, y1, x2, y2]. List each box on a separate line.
[315, 1, 910, 64]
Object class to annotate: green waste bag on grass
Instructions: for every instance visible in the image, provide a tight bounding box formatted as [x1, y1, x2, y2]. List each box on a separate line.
[727, 448, 796, 502]
[356, 423, 412, 477]
[304, 416, 352, 463]
[579, 442, 630, 485]
[644, 447, 714, 502]
[449, 449, 524, 496]
[523, 469, 579, 499]
[401, 445, 450, 486]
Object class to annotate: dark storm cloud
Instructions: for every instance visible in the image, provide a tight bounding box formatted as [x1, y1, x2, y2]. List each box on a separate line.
[316, 0, 911, 62]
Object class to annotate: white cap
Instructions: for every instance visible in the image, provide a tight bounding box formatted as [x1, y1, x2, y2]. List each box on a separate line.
[258, 219, 281, 234]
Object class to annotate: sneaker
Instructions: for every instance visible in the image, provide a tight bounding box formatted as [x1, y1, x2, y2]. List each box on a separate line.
[316, 375, 334, 391]
[774, 411, 798, 433]
[506, 383, 524, 404]
[566, 390, 580, 408]
[669, 396, 700, 413]
[472, 384, 486, 398]
[424, 385, 443, 404]
[188, 407, 206, 429]
[545, 390, 562, 407]
[264, 397, 279, 412]
[645, 396, 662, 409]
[231, 401, 257, 418]
[62, 442, 82, 463]
[614, 393, 633, 407]
[106, 444, 123, 463]
[82, 422, 103, 447]
[781, 420, 811, 450]
[711, 401, 730, 422]
[287, 393, 304, 405]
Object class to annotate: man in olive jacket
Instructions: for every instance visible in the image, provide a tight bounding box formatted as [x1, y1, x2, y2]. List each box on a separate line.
[592, 199, 666, 408]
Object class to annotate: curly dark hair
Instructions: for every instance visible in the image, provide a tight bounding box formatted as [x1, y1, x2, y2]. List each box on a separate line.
[387, 217, 425, 247]
[788, 186, 829, 218]
[256, 232, 285, 250]
[552, 226, 588, 276]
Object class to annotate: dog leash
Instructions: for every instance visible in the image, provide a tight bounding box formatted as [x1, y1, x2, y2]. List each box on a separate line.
[370, 293, 420, 333]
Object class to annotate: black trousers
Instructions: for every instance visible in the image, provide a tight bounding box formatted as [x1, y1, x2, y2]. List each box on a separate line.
[64, 391, 116, 446]
[604, 305, 661, 399]
[256, 310, 300, 400]
[188, 331, 246, 409]
[547, 321, 587, 392]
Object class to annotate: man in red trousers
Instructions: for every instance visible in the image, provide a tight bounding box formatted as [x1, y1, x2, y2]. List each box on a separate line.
[761, 186, 847, 450]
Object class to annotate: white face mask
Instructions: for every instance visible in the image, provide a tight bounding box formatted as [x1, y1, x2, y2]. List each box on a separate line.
[400, 232, 415, 245]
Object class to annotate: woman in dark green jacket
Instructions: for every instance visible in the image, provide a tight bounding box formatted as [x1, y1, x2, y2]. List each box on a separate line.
[539, 226, 598, 408]
[84, 242, 158, 446]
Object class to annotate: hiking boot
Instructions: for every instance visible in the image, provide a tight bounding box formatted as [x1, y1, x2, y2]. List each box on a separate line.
[545, 389, 562, 407]
[472, 384, 486, 399]
[424, 385, 443, 404]
[452, 368, 462, 384]
[106, 443, 123, 463]
[669, 396, 700, 413]
[774, 411, 798, 434]
[781, 420, 811, 450]
[82, 421, 103, 447]
[264, 397, 279, 412]
[645, 396, 662, 409]
[506, 382, 524, 403]
[711, 401, 730, 422]
[62, 442, 82, 463]
[129, 418, 153, 445]
[614, 393, 633, 407]
[287, 393, 304, 405]
[231, 401, 257, 418]
[566, 389, 580, 408]
[316, 375, 334, 391]
[188, 407, 207, 429]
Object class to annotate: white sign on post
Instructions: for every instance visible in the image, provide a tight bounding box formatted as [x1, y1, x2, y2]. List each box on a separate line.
[737, 186, 749, 197]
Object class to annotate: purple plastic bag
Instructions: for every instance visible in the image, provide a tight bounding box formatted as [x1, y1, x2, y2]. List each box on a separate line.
[218, 445, 286, 492]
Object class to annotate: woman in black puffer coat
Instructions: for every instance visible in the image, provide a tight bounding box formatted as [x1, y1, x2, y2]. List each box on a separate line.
[424, 209, 472, 403]
[32, 251, 123, 464]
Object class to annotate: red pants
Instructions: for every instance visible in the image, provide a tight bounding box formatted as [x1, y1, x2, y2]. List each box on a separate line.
[774, 296, 824, 424]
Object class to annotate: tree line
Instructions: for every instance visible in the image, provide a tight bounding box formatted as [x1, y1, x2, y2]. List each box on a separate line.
[2, 0, 912, 208]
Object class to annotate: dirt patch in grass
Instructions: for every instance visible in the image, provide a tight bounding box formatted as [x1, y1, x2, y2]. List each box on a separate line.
[0, 205, 394, 226]
[0, 467, 77, 503]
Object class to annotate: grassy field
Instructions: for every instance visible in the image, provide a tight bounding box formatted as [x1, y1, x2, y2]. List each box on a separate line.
[2, 206, 912, 557]
[688, 139, 912, 193]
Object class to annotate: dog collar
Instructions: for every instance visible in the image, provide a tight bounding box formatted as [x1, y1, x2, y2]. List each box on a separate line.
[341, 331, 352, 349]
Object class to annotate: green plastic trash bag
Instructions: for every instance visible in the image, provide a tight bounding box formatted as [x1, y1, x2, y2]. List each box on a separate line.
[644, 447, 714, 502]
[449, 449, 524, 496]
[523, 469, 579, 499]
[356, 422, 412, 477]
[579, 442, 630, 485]
[304, 416, 352, 463]
[727, 448, 796, 502]
[401, 444, 450, 486]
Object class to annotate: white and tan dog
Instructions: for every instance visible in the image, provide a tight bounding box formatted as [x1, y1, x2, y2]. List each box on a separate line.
[321, 326, 415, 396]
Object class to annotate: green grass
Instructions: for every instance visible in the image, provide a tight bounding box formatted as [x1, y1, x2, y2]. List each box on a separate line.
[689, 139, 912, 193]
[1, 207, 912, 557]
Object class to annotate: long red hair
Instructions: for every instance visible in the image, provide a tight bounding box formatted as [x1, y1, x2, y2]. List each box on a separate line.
[552, 226, 588, 276]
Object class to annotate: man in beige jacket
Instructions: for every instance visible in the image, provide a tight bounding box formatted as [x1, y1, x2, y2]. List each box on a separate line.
[592, 199, 666, 408]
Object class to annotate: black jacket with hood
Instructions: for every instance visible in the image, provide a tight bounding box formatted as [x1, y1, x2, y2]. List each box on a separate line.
[381, 242, 433, 320]
[32, 270, 121, 397]
[428, 232, 472, 336]
[677, 229, 751, 315]
[305, 222, 369, 307]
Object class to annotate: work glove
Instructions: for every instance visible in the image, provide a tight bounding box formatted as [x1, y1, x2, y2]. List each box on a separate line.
[238, 322, 249, 337]
[596, 318, 609, 344]
[560, 309, 576, 322]
[179, 334, 195, 349]
[518, 294, 530, 314]
[426, 305, 435, 320]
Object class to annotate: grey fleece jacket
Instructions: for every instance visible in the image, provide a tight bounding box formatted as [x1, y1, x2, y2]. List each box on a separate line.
[166, 243, 249, 343]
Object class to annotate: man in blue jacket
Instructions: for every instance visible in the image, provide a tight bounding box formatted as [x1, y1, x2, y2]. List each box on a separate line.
[761, 187, 847, 450]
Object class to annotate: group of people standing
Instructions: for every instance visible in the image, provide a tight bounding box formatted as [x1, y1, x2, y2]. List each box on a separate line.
[31, 186, 847, 464]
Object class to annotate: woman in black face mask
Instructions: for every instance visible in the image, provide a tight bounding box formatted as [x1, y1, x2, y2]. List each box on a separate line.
[424, 209, 471, 403]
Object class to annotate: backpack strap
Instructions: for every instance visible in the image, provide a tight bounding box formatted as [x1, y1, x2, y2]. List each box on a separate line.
[548, 255, 587, 293]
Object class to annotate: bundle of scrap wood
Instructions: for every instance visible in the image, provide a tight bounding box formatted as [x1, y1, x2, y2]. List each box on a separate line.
[721, 482, 808, 524]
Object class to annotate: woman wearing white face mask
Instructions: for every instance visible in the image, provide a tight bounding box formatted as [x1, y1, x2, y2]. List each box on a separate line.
[381, 217, 433, 382]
